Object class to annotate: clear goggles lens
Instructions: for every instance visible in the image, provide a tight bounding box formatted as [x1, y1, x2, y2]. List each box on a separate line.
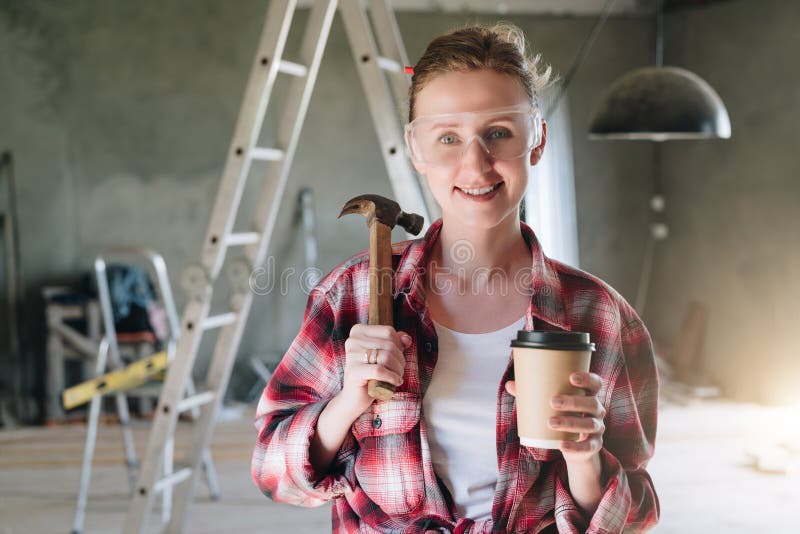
[404, 105, 542, 167]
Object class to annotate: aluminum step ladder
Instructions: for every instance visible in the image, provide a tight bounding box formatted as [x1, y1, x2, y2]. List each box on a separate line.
[124, 1, 435, 532]
[72, 249, 220, 534]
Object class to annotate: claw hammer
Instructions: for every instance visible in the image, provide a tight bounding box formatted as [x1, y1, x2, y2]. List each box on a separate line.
[339, 194, 424, 400]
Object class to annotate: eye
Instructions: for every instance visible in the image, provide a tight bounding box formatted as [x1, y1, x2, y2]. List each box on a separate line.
[487, 128, 512, 140]
[438, 134, 458, 145]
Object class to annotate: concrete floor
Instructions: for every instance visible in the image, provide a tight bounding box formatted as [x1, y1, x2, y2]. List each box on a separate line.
[1, 401, 798, 533]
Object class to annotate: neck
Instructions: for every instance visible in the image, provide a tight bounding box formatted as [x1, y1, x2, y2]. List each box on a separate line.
[433, 213, 530, 276]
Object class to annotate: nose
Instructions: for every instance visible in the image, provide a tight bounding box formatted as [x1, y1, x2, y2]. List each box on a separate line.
[459, 136, 492, 174]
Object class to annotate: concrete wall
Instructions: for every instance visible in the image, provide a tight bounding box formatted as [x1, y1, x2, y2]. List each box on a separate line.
[648, 0, 800, 404]
[1, 0, 660, 418]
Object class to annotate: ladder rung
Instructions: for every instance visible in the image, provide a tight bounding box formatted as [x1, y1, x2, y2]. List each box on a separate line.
[200, 313, 238, 331]
[250, 147, 285, 161]
[177, 391, 216, 414]
[278, 59, 309, 77]
[152, 467, 192, 494]
[225, 232, 261, 247]
[376, 56, 401, 73]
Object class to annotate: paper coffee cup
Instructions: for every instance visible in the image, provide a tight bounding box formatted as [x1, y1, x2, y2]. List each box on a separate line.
[510, 331, 596, 449]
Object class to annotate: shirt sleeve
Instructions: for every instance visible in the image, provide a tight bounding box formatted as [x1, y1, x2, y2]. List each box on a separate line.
[555, 303, 661, 533]
[250, 287, 355, 507]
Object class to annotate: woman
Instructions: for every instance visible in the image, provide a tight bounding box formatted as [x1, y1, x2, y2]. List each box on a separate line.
[252, 23, 659, 533]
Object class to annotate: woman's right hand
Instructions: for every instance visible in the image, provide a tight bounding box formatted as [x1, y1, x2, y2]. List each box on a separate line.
[339, 324, 412, 416]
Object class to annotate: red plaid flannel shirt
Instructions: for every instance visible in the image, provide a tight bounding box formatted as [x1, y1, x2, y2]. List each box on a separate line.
[252, 219, 659, 533]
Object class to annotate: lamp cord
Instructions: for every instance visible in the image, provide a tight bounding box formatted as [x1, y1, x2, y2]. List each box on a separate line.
[544, 0, 618, 118]
[656, 0, 664, 67]
[637, 1, 668, 316]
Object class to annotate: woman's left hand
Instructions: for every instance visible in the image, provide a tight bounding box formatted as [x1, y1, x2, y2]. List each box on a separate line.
[549, 371, 606, 463]
[505, 371, 606, 464]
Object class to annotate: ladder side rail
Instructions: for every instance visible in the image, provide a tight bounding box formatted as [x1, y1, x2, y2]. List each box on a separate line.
[132, 249, 217, 517]
[368, 0, 412, 119]
[162, 435, 175, 526]
[71, 339, 110, 534]
[122, 299, 211, 534]
[338, 0, 431, 228]
[144, 250, 182, 350]
[94, 257, 124, 368]
[249, 0, 340, 265]
[127, 246, 221, 498]
[165, 309, 247, 532]
[166, 2, 341, 531]
[94, 256, 140, 484]
[114, 389, 139, 490]
[365, 0, 441, 222]
[202, 0, 300, 278]
[71, 395, 102, 534]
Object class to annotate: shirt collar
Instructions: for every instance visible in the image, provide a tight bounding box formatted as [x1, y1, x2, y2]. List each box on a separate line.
[394, 218, 570, 332]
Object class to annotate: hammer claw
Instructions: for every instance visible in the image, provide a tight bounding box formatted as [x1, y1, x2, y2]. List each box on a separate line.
[338, 194, 424, 235]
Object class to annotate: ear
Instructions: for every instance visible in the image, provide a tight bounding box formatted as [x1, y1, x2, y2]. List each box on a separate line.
[411, 157, 427, 175]
[529, 120, 547, 166]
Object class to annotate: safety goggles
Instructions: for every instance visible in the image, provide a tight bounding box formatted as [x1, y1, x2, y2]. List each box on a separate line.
[404, 104, 543, 168]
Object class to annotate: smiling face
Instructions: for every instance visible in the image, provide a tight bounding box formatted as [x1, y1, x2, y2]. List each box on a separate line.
[409, 69, 546, 231]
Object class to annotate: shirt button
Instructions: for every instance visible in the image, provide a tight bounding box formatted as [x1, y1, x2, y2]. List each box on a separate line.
[424, 342, 433, 352]
[372, 416, 382, 429]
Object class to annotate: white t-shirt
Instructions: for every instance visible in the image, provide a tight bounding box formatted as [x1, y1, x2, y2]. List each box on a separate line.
[423, 315, 526, 521]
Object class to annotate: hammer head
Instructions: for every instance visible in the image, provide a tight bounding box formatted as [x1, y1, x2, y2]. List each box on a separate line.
[338, 194, 424, 235]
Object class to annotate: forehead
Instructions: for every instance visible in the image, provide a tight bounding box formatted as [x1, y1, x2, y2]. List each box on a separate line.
[414, 69, 530, 117]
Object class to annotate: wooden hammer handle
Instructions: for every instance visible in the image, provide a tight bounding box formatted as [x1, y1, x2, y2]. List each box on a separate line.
[367, 221, 396, 401]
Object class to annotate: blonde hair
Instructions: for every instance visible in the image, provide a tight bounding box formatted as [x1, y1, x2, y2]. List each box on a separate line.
[408, 22, 554, 121]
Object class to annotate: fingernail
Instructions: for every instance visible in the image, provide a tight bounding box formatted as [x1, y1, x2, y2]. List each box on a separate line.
[401, 334, 412, 346]
[549, 417, 561, 426]
[571, 373, 583, 384]
[551, 396, 564, 407]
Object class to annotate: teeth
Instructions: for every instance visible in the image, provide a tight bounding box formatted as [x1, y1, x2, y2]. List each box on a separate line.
[461, 183, 499, 196]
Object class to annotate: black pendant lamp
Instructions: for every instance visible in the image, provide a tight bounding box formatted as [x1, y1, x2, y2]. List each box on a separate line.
[589, 1, 731, 141]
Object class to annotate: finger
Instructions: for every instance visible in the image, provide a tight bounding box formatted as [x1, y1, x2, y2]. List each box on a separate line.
[358, 363, 403, 387]
[344, 332, 380, 356]
[504, 380, 517, 396]
[344, 345, 382, 365]
[550, 394, 605, 418]
[360, 325, 404, 347]
[373, 347, 406, 377]
[344, 348, 404, 378]
[357, 331, 408, 360]
[569, 372, 602, 394]
[348, 324, 406, 351]
[397, 330, 413, 348]
[549, 415, 605, 435]
[348, 337, 405, 364]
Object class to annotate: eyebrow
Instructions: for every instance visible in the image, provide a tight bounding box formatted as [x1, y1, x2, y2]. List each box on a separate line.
[427, 114, 521, 129]
[428, 120, 460, 129]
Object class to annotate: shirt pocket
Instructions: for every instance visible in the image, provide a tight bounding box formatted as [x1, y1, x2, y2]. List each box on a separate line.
[351, 391, 425, 516]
